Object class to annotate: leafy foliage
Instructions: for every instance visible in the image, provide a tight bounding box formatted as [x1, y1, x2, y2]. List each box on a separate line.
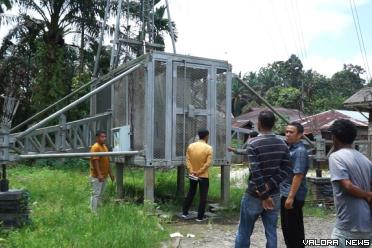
[0, 0, 175, 126]
[240, 55, 367, 116]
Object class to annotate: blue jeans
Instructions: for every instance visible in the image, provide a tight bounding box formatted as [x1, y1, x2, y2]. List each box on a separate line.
[235, 193, 280, 248]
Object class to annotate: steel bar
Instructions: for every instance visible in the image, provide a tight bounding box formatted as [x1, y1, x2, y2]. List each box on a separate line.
[11, 79, 96, 132]
[93, 0, 111, 78]
[16, 63, 142, 140]
[164, 0, 176, 54]
[19, 151, 141, 159]
[234, 75, 314, 147]
[110, 0, 123, 70]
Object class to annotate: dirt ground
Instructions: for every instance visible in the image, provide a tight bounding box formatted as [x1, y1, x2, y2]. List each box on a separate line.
[164, 216, 335, 248]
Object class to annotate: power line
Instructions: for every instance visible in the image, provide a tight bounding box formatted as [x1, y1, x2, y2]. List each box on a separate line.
[352, 0, 371, 81]
[293, 0, 308, 60]
[256, 1, 280, 59]
[268, 0, 290, 59]
[284, 0, 302, 60]
[349, 0, 371, 81]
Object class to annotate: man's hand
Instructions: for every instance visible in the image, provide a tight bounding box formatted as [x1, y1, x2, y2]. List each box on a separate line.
[255, 184, 270, 197]
[110, 174, 115, 182]
[98, 174, 105, 182]
[227, 147, 236, 152]
[285, 197, 294, 209]
[262, 197, 274, 210]
[365, 192, 372, 204]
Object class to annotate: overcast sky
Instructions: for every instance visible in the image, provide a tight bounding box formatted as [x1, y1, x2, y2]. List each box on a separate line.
[162, 0, 372, 78]
[1, 0, 372, 78]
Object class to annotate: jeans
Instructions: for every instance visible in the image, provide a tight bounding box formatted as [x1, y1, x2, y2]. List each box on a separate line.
[90, 176, 106, 212]
[330, 227, 372, 248]
[280, 196, 305, 248]
[235, 193, 280, 248]
[182, 178, 209, 219]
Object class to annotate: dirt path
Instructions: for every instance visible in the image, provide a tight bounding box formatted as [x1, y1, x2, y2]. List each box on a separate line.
[165, 216, 334, 248]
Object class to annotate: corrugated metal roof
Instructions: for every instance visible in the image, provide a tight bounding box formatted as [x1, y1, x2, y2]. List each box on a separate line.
[232, 107, 306, 129]
[336, 110, 368, 122]
[296, 110, 368, 135]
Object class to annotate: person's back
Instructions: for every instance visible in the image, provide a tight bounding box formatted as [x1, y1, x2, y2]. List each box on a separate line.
[235, 110, 291, 248]
[329, 148, 372, 232]
[328, 119, 372, 247]
[247, 134, 290, 197]
[182, 129, 213, 221]
[187, 140, 213, 178]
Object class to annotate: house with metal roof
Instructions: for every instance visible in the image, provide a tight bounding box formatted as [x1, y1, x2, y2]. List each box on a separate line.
[296, 109, 368, 138]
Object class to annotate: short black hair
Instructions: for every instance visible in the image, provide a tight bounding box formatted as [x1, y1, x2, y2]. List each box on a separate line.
[198, 129, 209, 139]
[329, 119, 357, 145]
[258, 110, 276, 130]
[288, 121, 304, 134]
[249, 131, 259, 138]
[96, 130, 107, 137]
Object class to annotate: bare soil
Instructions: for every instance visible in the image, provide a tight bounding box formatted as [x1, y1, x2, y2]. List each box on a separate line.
[164, 216, 334, 248]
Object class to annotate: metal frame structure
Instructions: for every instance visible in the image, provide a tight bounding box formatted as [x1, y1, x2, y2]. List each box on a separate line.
[97, 51, 232, 168]
[1, 51, 232, 204]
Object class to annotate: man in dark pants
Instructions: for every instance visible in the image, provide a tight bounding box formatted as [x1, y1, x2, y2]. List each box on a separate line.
[235, 110, 292, 248]
[280, 122, 309, 248]
[182, 129, 213, 222]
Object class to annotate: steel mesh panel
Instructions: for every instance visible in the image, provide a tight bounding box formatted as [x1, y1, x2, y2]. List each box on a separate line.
[96, 83, 111, 114]
[153, 61, 166, 159]
[190, 68, 208, 109]
[113, 76, 128, 127]
[176, 115, 207, 157]
[176, 67, 208, 109]
[215, 69, 227, 160]
[128, 67, 146, 150]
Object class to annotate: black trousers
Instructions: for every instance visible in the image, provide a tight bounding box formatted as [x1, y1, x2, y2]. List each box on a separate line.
[182, 178, 209, 219]
[280, 196, 305, 248]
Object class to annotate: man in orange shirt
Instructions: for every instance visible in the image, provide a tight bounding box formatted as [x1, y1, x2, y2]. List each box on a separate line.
[182, 129, 213, 222]
[90, 131, 115, 212]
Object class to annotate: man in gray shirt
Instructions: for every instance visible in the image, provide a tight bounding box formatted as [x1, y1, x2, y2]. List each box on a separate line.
[328, 119, 372, 247]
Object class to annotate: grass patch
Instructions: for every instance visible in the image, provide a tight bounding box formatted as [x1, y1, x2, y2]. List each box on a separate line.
[1, 162, 167, 248]
[0, 160, 333, 247]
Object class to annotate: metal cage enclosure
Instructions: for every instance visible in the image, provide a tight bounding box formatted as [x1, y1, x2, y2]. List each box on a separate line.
[94, 51, 232, 167]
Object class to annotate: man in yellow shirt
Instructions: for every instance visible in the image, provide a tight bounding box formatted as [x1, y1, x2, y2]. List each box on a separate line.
[182, 129, 213, 221]
[90, 131, 115, 212]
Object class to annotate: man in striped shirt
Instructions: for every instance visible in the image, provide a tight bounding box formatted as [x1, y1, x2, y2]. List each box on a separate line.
[235, 110, 292, 248]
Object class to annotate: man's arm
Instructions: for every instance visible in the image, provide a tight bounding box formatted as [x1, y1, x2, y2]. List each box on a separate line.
[266, 146, 291, 193]
[93, 160, 104, 182]
[329, 154, 372, 203]
[196, 148, 213, 176]
[91, 146, 104, 182]
[186, 147, 193, 174]
[285, 174, 304, 209]
[235, 148, 248, 155]
[339, 179, 372, 202]
[285, 149, 309, 209]
[108, 164, 115, 182]
[248, 143, 269, 199]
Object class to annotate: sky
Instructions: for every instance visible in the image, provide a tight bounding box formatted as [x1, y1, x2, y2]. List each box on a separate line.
[1, 0, 372, 78]
[162, 0, 372, 78]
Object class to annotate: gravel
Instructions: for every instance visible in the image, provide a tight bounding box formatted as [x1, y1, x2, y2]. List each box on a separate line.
[165, 216, 335, 248]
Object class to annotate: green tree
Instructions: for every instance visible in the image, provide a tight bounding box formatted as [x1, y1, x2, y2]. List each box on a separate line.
[266, 86, 301, 109]
[231, 77, 252, 116]
[330, 64, 365, 99]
